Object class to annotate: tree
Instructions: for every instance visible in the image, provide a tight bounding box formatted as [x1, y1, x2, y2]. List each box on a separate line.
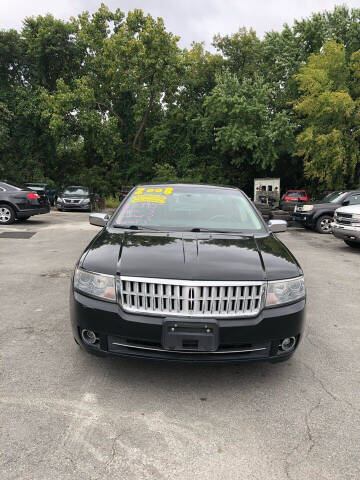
[213, 28, 262, 79]
[203, 71, 294, 187]
[295, 41, 360, 189]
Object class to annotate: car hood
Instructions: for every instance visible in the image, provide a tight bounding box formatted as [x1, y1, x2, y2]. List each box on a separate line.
[310, 201, 338, 208]
[80, 230, 302, 281]
[336, 204, 360, 214]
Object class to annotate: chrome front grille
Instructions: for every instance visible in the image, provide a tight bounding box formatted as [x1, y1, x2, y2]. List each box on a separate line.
[336, 213, 359, 225]
[119, 276, 266, 317]
[63, 198, 81, 204]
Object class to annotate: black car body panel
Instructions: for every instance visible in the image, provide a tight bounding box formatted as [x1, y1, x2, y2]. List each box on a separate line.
[71, 183, 306, 363]
[81, 229, 302, 281]
[293, 201, 336, 227]
[0, 181, 50, 222]
[70, 290, 305, 362]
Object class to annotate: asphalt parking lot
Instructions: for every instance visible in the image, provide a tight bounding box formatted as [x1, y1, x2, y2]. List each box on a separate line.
[1, 211, 359, 480]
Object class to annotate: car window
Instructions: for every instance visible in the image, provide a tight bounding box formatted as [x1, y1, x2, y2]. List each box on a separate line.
[322, 191, 347, 203]
[114, 185, 264, 232]
[347, 194, 360, 205]
[287, 192, 304, 198]
[63, 187, 89, 195]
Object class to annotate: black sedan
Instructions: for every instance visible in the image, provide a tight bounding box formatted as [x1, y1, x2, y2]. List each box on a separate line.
[293, 190, 360, 233]
[70, 184, 306, 363]
[0, 181, 50, 224]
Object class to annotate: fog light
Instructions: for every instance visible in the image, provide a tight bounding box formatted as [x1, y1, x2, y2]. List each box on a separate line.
[280, 337, 296, 352]
[81, 329, 98, 345]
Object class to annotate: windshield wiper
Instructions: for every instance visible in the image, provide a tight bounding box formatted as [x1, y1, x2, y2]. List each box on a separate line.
[113, 224, 164, 232]
[190, 227, 254, 237]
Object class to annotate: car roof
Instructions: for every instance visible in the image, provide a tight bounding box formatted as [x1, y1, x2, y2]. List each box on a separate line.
[136, 183, 240, 191]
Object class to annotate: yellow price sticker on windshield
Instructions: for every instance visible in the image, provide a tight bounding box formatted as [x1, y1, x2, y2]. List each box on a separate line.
[131, 194, 167, 204]
[134, 187, 173, 196]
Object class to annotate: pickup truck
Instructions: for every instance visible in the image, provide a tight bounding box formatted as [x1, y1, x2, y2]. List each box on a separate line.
[331, 204, 360, 248]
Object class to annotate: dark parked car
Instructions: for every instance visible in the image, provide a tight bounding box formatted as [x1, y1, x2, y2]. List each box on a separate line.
[56, 186, 93, 212]
[293, 190, 360, 233]
[71, 184, 306, 364]
[26, 183, 57, 206]
[279, 190, 310, 212]
[0, 181, 50, 224]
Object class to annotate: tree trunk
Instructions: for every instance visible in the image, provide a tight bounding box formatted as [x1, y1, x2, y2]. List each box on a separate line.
[132, 92, 155, 149]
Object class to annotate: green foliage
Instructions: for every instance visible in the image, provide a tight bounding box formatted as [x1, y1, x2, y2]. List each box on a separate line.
[1, 4, 360, 196]
[204, 71, 294, 170]
[295, 41, 360, 189]
[105, 195, 120, 208]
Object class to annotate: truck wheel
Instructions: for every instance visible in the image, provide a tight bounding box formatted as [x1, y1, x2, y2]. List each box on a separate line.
[0, 204, 16, 225]
[344, 240, 360, 248]
[315, 215, 332, 234]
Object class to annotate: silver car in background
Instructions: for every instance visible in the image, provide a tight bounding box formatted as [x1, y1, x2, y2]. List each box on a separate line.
[331, 203, 360, 248]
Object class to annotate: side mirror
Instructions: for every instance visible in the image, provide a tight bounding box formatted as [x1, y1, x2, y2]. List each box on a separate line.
[268, 219, 287, 233]
[89, 213, 109, 227]
[342, 200, 350, 206]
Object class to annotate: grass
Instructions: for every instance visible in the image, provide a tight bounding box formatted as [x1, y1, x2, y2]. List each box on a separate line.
[104, 195, 120, 208]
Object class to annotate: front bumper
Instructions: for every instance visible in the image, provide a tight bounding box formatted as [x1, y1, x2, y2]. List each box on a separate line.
[331, 223, 360, 242]
[70, 291, 306, 363]
[281, 201, 301, 212]
[57, 202, 90, 210]
[292, 212, 315, 226]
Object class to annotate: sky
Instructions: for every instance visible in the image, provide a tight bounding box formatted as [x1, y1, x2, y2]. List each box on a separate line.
[1, 0, 360, 48]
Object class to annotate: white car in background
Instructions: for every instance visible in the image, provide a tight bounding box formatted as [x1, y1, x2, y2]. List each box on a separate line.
[331, 204, 360, 248]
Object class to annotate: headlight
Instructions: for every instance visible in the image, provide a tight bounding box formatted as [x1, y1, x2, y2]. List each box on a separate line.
[82, 198, 90, 203]
[301, 205, 314, 212]
[352, 214, 360, 220]
[266, 276, 305, 307]
[74, 268, 116, 301]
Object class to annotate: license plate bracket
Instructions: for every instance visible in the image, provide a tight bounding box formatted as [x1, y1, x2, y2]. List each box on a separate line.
[162, 319, 219, 352]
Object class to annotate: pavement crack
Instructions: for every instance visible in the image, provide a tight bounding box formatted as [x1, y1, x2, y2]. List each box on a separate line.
[284, 397, 321, 480]
[105, 432, 122, 470]
[299, 360, 356, 411]
[305, 398, 321, 454]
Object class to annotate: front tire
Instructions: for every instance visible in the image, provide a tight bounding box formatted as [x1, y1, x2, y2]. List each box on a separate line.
[0, 204, 16, 225]
[315, 215, 332, 234]
[344, 240, 360, 248]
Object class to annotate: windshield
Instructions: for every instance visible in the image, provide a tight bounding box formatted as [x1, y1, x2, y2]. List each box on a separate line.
[322, 191, 347, 203]
[114, 185, 263, 232]
[287, 191, 305, 198]
[63, 187, 89, 195]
